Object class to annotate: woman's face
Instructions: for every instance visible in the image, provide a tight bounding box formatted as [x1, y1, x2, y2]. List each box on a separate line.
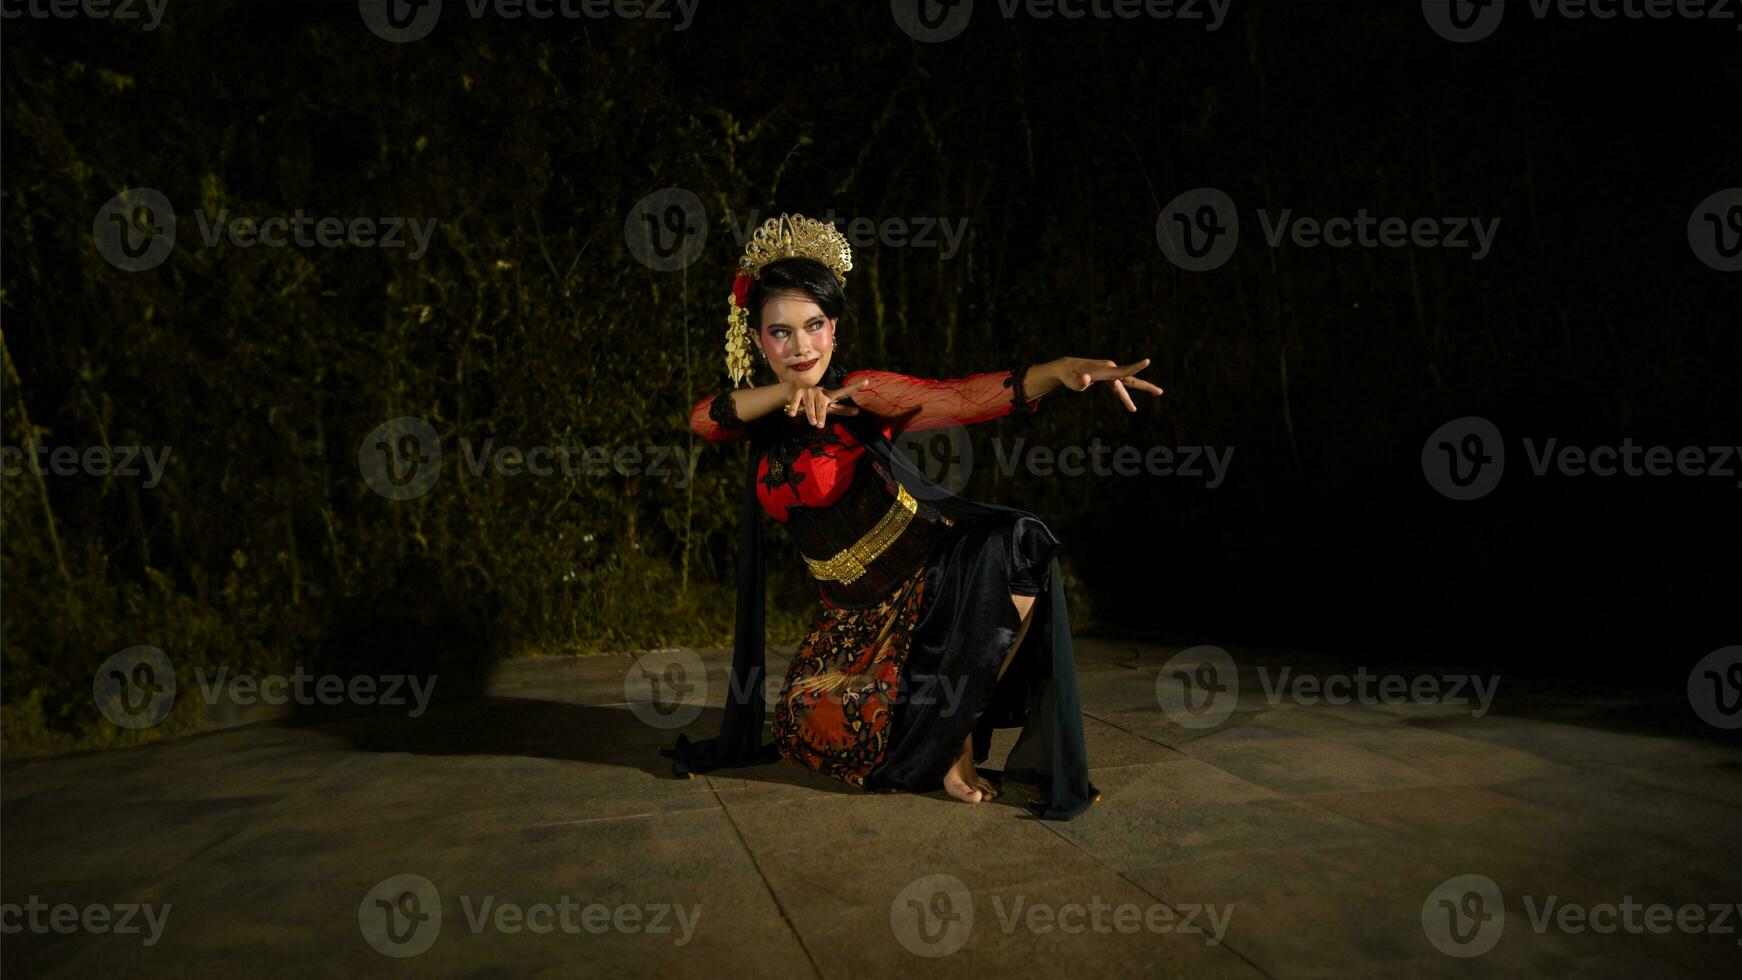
[753, 290, 834, 389]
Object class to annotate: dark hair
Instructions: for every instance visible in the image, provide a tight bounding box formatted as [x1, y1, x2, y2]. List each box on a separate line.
[747, 257, 845, 334]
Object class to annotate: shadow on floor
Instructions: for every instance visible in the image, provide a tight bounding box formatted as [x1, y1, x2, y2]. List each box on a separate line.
[279, 694, 1060, 811]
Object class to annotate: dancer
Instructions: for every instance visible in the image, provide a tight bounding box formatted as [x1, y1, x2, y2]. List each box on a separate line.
[666, 214, 1162, 818]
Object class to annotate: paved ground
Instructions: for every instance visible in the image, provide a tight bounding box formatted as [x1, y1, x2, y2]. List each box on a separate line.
[4, 638, 1739, 978]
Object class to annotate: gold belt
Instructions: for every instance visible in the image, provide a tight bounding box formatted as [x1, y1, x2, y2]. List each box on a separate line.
[804, 483, 919, 583]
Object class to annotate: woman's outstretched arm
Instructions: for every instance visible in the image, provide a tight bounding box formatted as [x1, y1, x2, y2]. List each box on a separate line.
[844, 358, 1161, 432]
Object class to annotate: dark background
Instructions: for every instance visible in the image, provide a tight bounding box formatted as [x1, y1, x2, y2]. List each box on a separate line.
[4, 0, 1738, 750]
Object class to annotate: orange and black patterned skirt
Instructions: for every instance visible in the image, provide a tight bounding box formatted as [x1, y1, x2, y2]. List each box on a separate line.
[771, 563, 928, 788]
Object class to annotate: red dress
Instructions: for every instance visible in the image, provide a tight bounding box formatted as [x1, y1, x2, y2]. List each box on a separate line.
[690, 369, 1047, 787]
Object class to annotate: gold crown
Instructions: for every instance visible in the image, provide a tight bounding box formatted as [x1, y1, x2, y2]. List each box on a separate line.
[738, 213, 853, 284]
[724, 213, 853, 387]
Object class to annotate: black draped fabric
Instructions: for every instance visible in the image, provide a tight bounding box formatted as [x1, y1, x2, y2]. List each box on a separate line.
[664, 363, 1099, 820]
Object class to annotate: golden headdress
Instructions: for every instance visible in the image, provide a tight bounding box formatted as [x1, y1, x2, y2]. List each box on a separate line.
[724, 213, 853, 387]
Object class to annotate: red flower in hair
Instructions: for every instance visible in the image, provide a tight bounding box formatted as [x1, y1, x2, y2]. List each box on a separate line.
[731, 272, 753, 309]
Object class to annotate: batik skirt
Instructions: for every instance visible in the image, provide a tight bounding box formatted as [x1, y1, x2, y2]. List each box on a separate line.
[770, 511, 1062, 792]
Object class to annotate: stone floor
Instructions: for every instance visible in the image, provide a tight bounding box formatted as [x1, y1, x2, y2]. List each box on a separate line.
[3, 639, 1738, 978]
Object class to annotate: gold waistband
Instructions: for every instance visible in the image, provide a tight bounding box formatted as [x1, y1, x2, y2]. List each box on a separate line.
[804, 483, 920, 583]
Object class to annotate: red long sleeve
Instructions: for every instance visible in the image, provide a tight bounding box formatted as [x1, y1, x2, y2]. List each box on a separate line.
[843, 368, 1040, 432]
[689, 393, 751, 443]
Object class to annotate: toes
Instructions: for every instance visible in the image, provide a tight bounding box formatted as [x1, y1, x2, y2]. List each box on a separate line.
[943, 772, 985, 804]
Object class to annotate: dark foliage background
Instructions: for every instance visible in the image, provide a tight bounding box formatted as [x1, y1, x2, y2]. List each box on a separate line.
[3, 0, 1737, 751]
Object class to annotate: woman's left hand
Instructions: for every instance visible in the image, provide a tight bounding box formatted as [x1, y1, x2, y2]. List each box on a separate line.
[1049, 357, 1165, 411]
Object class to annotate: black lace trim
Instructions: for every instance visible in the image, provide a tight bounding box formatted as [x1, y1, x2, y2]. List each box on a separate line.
[708, 388, 748, 430]
[759, 416, 848, 497]
[1003, 364, 1039, 412]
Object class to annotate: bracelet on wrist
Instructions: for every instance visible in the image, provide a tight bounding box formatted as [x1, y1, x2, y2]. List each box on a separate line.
[1004, 364, 1039, 412]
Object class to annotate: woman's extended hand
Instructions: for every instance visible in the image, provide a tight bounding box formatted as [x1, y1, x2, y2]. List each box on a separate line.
[784, 378, 867, 428]
[1048, 357, 1165, 412]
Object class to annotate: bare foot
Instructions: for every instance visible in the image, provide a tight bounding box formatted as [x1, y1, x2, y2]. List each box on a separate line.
[942, 741, 984, 804]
